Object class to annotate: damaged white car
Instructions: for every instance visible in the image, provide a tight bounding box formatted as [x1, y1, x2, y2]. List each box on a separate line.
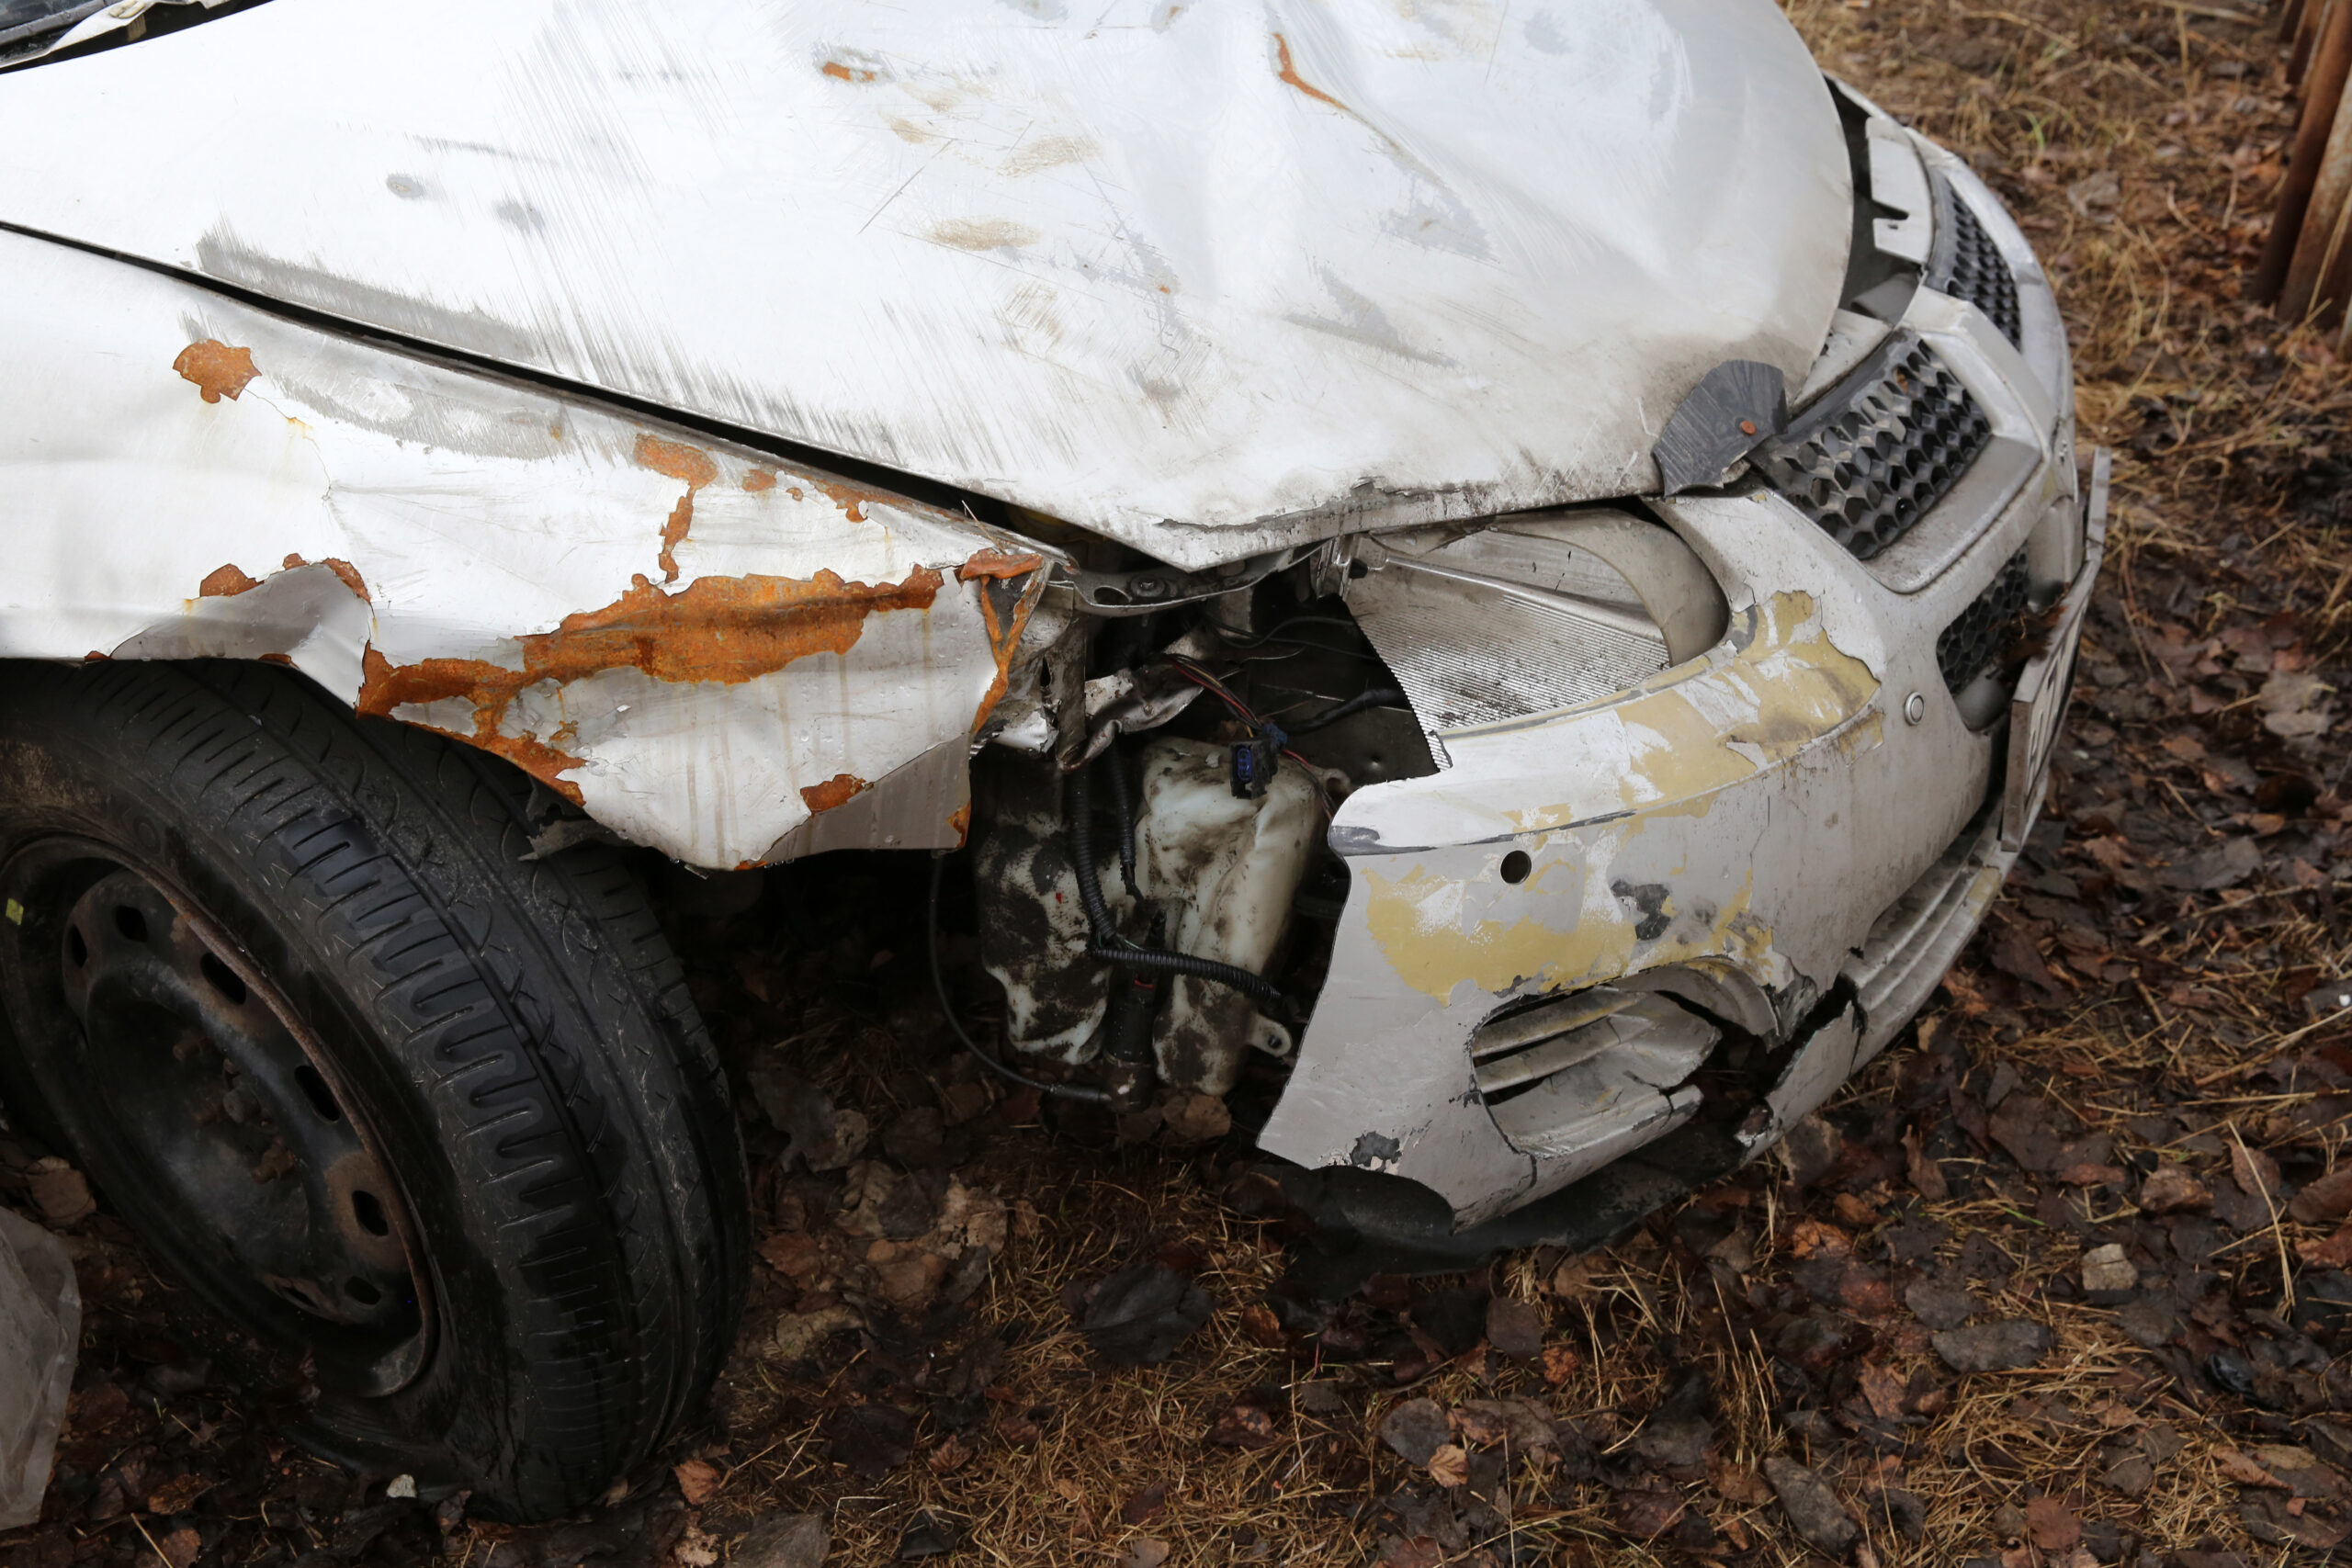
[0, 0, 2098, 1520]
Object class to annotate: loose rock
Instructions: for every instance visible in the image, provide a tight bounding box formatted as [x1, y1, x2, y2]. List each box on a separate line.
[1931, 1319, 2052, 1372]
[1761, 1456, 1860, 1554]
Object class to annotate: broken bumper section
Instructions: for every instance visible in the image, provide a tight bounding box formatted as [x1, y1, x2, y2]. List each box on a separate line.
[1259, 157, 2096, 1258]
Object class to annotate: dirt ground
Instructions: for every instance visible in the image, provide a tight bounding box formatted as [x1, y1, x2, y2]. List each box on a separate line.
[7, 0, 2352, 1564]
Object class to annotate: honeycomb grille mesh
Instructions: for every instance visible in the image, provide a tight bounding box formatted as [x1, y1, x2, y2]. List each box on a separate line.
[1935, 547, 2030, 693]
[1755, 334, 1994, 560]
[1932, 181, 2023, 346]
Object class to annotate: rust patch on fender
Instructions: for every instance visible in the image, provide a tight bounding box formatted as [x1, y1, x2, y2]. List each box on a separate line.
[799, 773, 871, 813]
[957, 549, 1045, 582]
[821, 60, 876, 82]
[634, 434, 720, 583]
[742, 468, 778, 493]
[946, 803, 971, 845]
[200, 564, 261, 597]
[808, 476, 887, 524]
[357, 567, 944, 800]
[282, 554, 372, 602]
[175, 341, 261, 404]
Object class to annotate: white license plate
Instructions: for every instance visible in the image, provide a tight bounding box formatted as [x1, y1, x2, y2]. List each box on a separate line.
[2002, 448, 2109, 852]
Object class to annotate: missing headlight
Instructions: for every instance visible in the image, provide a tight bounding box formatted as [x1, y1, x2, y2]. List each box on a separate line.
[1339, 509, 1729, 747]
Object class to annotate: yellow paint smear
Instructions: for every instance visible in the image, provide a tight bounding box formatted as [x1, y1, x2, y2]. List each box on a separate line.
[1363, 862, 1763, 1003]
[1507, 591, 1881, 833]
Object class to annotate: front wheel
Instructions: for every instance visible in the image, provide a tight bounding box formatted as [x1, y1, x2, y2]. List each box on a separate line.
[0, 660, 746, 1520]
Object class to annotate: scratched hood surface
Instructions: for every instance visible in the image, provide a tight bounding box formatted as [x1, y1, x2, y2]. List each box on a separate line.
[0, 0, 1849, 570]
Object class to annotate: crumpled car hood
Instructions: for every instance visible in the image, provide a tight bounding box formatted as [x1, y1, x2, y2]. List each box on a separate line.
[0, 0, 1849, 570]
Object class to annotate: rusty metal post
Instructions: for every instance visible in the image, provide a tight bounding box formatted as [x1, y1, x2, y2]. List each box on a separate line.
[2258, 0, 2352, 302]
[2282, 64, 2352, 320]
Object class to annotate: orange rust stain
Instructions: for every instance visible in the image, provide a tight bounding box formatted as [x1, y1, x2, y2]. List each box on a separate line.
[808, 476, 893, 525]
[635, 434, 721, 583]
[82, 651, 108, 662]
[357, 567, 944, 801]
[967, 575, 1044, 736]
[258, 652, 296, 667]
[821, 60, 876, 82]
[799, 773, 871, 814]
[174, 340, 261, 404]
[957, 550, 1045, 582]
[281, 554, 372, 602]
[742, 468, 778, 493]
[1272, 33, 1351, 115]
[946, 803, 971, 846]
[200, 564, 261, 597]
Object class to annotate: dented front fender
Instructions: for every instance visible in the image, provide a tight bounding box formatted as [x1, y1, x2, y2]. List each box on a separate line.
[0, 231, 1050, 867]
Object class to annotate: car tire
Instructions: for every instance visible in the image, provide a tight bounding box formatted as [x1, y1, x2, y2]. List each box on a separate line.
[0, 659, 747, 1520]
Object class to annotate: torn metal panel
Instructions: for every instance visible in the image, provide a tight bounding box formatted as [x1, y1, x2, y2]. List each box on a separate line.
[0, 230, 1044, 869]
[1261, 364, 2087, 1219]
[0, 0, 1849, 570]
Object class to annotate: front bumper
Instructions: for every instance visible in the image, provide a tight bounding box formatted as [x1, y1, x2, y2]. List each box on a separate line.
[1259, 141, 2092, 1228]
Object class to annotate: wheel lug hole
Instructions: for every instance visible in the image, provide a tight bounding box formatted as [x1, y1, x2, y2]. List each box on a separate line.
[66, 927, 86, 967]
[352, 1190, 390, 1237]
[345, 1277, 381, 1306]
[113, 905, 148, 942]
[294, 1065, 344, 1122]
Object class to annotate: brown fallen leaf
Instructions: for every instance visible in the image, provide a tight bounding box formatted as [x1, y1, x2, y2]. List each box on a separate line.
[2218, 1449, 2288, 1489]
[1541, 1343, 1581, 1387]
[26, 1156, 96, 1225]
[1904, 1125, 1949, 1201]
[1787, 1219, 1853, 1258]
[1426, 1444, 1470, 1487]
[2297, 1224, 2352, 1268]
[927, 1435, 971, 1476]
[2290, 1166, 2352, 1225]
[1119, 1539, 1170, 1568]
[1208, 1400, 1278, 1449]
[141, 1474, 211, 1516]
[1859, 1362, 1908, 1421]
[672, 1459, 721, 1506]
[1548, 1257, 1599, 1299]
[2233, 1138, 2282, 1202]
[2138, 1165, 2210, 1215]
[2026, 1495, 2081, 1551]
[154, 1528, 199, 1568]
[1238, 1303, 1286, 1348]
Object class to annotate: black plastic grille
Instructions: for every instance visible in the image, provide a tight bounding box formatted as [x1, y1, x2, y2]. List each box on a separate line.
[1936, 547, 2030, 693]
[1930, 178, 2022, 346]
[1755, 333, 1994, 560]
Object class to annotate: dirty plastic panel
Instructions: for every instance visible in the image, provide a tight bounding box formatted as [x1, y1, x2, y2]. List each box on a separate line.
[0, 0, 1850, 570]
[0, 232, 1045, 869]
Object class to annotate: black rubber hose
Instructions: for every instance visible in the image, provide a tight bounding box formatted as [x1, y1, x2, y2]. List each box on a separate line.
[1085, 942, 1287, 1009]
[1068, 763, 1117, 944]
[1287, 686, 1406, 735]
[928, 854, 1109, 1106]
[1103, 750, 1140, 897]
[1069, 758, 1287, 1010]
